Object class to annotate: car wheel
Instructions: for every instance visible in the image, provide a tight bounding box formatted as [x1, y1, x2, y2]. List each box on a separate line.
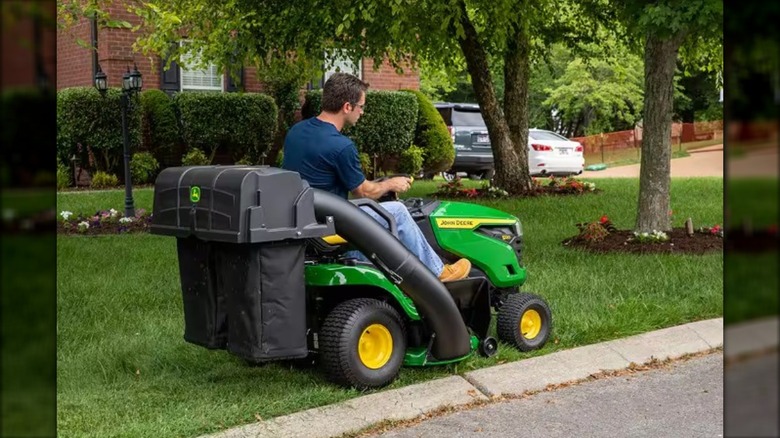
[441, 172, 456, 182]
[319, 298, 406, 389]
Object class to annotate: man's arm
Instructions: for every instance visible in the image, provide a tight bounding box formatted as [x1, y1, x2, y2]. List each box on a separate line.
[351, 177, 411, 200]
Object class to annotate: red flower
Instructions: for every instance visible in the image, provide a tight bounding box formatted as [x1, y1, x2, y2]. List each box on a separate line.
[600, 215, 609, 224]
[710, 224, 721, 234]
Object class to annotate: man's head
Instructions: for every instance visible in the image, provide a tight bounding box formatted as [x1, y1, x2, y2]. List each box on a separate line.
[321, 72, 369, 127]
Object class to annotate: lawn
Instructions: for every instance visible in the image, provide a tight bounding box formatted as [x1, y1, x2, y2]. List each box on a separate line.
[724, 177, 779, 325]
[57, 178, 723, 437]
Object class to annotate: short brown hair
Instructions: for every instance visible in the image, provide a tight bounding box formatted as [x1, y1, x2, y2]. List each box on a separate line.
[321, 73, 369, 112]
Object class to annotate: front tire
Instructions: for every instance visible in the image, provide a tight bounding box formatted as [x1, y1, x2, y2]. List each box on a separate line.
[497, 293, 552, 351]
[319, 298, 406, 389]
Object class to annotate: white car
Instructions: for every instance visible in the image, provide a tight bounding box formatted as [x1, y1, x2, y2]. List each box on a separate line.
[528, 129, 584, 176]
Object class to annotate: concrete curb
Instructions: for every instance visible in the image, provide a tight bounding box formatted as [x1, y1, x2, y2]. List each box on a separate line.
[200, 318, 723, 438]
[724, 316, 779, 359]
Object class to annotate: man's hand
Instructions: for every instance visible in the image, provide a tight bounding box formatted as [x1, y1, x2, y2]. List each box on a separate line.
[351, 176, 413, 200]
[386, 176, 412, 193]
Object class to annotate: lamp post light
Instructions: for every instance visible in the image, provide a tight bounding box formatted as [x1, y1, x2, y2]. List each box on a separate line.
[95, 63, 142, 218]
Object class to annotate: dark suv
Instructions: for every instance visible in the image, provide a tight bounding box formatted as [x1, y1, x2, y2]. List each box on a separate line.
[435, 103, 494, 180]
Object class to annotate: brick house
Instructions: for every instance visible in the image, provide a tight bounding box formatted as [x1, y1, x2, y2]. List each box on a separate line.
[56, 4, 420, 93]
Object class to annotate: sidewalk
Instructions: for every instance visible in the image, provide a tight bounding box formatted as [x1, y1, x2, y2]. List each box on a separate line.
[203, 317, 736, 438]
[581, 145, 724, 178]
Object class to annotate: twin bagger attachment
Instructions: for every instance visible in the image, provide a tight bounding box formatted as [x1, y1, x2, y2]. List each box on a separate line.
[150, 166, 335, 362]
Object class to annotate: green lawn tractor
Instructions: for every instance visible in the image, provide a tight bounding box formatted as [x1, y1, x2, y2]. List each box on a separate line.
[151, 166, 552, 390]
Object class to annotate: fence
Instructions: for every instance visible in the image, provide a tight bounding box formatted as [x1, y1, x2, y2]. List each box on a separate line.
[571, 120, 724, 165]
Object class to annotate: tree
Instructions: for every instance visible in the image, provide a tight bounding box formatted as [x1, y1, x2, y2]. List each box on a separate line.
[93, 0, 605, 195]
[610, 0, 722, 232]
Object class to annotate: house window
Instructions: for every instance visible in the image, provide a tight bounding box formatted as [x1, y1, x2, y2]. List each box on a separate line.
[179, 40, 223, 92]
[309, 50, 362, 89]
[324, 50, 362, 81]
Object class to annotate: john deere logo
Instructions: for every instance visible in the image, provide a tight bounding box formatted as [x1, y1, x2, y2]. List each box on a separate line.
[190, 186, 201, 203]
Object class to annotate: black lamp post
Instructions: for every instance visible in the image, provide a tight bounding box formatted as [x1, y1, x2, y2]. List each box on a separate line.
[95, 63, 142, 218]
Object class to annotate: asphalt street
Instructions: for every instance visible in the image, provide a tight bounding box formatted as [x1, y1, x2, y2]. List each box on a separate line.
[724, 351, 779, 437]
[369, 352, 724, 438]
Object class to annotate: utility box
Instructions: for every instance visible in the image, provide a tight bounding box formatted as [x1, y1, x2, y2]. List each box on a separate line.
[151, 166, 334, 361]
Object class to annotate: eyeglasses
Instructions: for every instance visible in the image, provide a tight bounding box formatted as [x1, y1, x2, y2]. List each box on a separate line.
[351, 102, 365, 111]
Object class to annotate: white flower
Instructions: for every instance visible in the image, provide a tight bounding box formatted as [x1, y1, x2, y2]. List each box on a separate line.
[77, 221, 90, 230]
[109, 208, 119, 218]
[119, 217, 134, 224]
[60, 210, 73, 221]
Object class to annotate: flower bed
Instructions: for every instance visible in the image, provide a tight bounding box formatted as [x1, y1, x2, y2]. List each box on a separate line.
[563, 215, 724, 254]
[433, 176, 597, 199]
[57, 209, 153, 235]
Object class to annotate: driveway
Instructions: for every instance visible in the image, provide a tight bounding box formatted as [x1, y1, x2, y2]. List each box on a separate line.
[581, 145, 723, 178]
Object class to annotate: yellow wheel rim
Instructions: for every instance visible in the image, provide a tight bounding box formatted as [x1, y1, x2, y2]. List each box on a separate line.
[358, 324, 393, 369]
[520, 309, 542, 340]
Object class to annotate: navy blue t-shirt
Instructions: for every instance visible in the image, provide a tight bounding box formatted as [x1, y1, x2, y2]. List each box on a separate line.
[282, 117, 366, 199]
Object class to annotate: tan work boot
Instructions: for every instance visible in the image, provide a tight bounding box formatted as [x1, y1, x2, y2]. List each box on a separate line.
[439, 258, 471, 282]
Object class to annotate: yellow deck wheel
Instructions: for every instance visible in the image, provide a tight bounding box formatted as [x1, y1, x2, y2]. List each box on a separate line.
[358, 324, 393, 369]
[520, 309, 542, 340]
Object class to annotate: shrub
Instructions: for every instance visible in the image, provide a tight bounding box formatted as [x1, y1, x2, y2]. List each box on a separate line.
[575, 222, 610, 242]
[302, 90, 418, 157]
[181, 148, 210, 166]
[358, 152, 372, 176]
[140, 89, 179, 158]
[235, 156, 254, 165]
[175, 92, 277, 163]
[90, 171, 120, 189]
[630, 230, 670, 244]
[397, 145, 424, 176]
[130, 152, 160, 184]
[57, 161, 71, 190]
[403, 89, 454, 173]
[57, 87, 142, 174]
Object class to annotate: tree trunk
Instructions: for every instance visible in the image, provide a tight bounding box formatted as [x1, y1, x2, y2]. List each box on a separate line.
[503, 17, 534, 192]
[636, 32, 685, 232]
[455, 1, 529, 194]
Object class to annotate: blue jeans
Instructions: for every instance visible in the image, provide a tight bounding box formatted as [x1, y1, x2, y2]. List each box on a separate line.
[345, 201, 445, 277]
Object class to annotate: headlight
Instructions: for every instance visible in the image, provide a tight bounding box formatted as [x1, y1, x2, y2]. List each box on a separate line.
[514, 221, 523, 238]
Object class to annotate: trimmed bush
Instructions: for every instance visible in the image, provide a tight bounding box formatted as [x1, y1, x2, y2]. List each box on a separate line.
[57, 161, 71, 190]
[181, 148, 210, 166]
[140, 89, 179, 159]
[90, 171, 120, 189]
[302, 90, 418, 157]
[358, 152, 372, 176]
[403, 89, 454, 174]
[57, 87, 142, 174]
[397, 145, 424, 176]
[175, 92, 278, 163]
[130, 152, 159, 184]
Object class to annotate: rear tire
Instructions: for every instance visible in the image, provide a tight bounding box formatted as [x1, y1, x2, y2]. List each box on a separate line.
[319, 298, 406, 389]
[497, 292, 552, 351]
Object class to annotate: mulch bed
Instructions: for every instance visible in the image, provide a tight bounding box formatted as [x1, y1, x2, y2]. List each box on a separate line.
[563, 228, 723, 255]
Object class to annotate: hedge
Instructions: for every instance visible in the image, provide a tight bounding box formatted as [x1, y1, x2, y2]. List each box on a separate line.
[302, 90, 418, 157]
[403, 89, 454, 174]
[175, 93, 278, 163]
[57, 87, 142, 175]
[140, 89, 180, 163]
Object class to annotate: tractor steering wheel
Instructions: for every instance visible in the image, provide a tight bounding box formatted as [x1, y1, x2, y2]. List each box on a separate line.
[374, 174, 413, 203]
